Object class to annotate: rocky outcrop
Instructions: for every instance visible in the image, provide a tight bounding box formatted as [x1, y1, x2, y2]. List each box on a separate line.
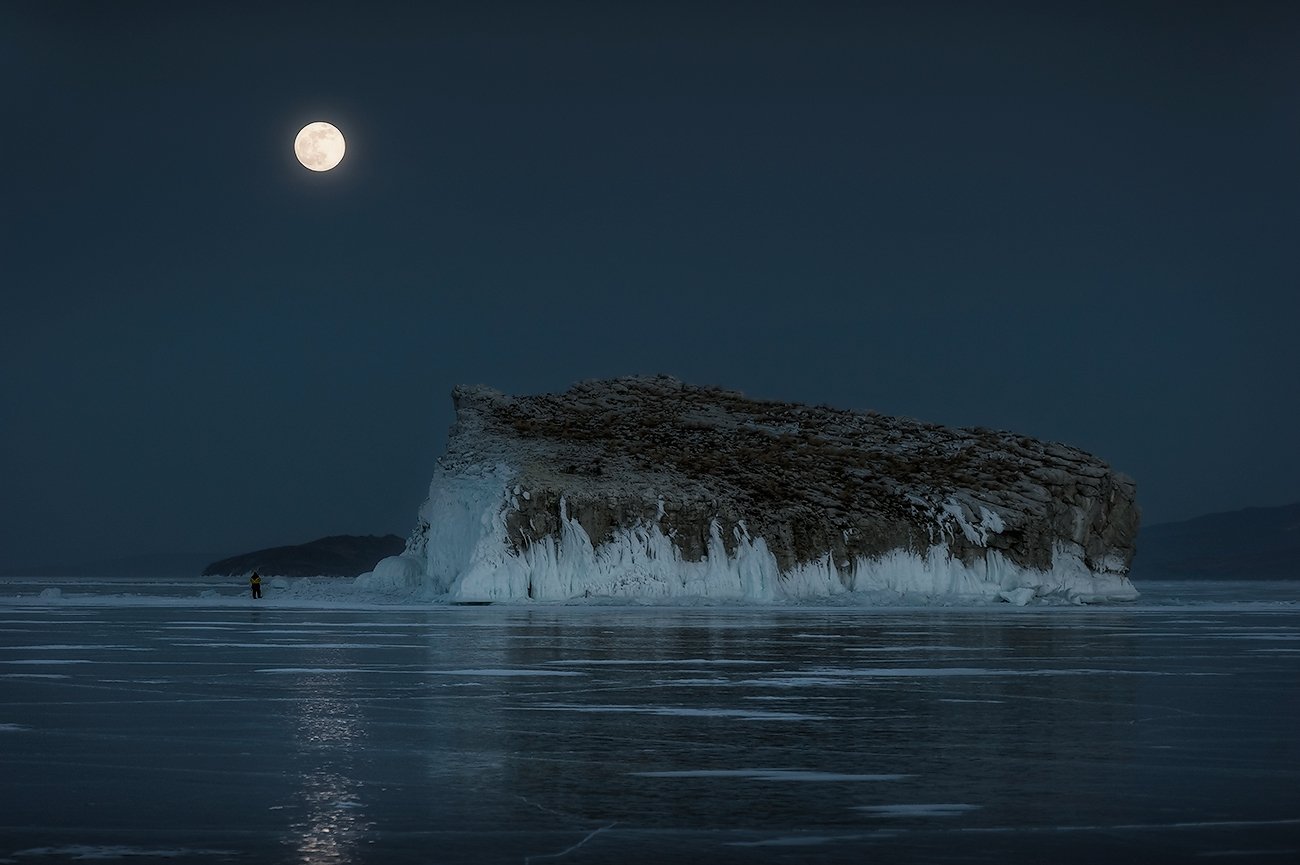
[366, 377, 1139, 603]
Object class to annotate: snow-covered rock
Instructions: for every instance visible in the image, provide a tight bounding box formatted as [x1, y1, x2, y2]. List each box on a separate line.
[378, 376, 1140, 604]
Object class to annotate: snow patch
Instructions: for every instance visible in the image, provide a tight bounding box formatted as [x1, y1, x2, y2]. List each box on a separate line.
[939, 497, 1005, 546]
[998, 587, 1036, 606]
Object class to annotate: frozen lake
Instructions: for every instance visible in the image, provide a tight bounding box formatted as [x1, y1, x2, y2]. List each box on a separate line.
[2, 578, 1298, 863]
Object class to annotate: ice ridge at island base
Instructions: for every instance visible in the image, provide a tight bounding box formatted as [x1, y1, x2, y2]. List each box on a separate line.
[358, 462, 1136, 605]
[358, 377, 1139, 605]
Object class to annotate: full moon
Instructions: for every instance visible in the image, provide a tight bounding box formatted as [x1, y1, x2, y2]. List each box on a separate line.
[294, 121, 346, 171]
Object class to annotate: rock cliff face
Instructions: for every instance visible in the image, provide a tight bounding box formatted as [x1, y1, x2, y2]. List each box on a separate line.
[364, 377, 1139, 603]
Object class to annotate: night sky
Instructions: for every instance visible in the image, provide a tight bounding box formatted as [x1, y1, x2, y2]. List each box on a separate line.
[3, 1, 1297, 570]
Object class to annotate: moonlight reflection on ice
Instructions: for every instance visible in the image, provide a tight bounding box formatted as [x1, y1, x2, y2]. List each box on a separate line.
[0, 579, 1296, 862]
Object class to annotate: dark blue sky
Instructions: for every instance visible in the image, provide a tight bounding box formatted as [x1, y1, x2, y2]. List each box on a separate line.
[2, 1, 1297, 569]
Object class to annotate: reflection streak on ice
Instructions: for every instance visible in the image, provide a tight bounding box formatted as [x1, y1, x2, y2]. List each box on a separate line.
[288, 673, 373, 865]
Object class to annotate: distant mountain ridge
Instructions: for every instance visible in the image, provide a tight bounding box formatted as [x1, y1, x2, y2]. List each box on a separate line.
[1132, 502, 1300, 580]
[202, 534, 405, 578]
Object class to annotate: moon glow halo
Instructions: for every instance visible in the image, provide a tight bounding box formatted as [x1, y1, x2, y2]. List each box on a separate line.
[294, 122, 346, 172]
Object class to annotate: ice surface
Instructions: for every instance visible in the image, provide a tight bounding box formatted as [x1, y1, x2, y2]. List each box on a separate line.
[858, 804, 981, 817]
[425, 668, 587, 677]
[0, 578, 1297, 863]
[11, 845, 236, 859]
[516, 703, 828, 721]
[255, 667, 377, 675]
[545, 658, 773, 666]
[630, 769, 910, 782]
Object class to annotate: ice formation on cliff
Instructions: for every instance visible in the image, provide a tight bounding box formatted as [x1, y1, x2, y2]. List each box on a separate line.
[359, 378, 1140, 605]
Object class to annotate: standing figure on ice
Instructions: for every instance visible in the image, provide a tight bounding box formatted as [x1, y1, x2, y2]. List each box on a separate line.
[250, 570, 262, 599]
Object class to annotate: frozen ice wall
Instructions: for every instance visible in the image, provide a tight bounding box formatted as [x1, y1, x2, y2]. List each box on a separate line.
[360, 462, 1137, 605]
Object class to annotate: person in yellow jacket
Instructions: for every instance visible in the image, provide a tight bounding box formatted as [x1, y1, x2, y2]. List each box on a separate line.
[250, 570, 262, 600]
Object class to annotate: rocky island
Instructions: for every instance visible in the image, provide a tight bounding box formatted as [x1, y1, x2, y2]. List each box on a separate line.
[362, 377, 1140, 604]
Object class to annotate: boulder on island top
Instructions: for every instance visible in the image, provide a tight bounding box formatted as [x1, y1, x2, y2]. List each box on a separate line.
[360, 377, 1140, 604]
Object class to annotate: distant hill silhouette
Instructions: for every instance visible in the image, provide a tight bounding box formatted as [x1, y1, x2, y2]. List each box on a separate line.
[1132, 502, 1299, 580]
[202, 534, 405, 578]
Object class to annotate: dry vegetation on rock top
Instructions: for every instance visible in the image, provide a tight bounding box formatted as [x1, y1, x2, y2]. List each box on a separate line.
[441, 376, 1139, 576]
